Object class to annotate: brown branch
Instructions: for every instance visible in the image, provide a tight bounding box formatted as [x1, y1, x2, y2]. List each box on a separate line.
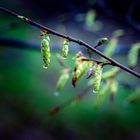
[0, 7, 140, 78]
[49, 86, 91, 115]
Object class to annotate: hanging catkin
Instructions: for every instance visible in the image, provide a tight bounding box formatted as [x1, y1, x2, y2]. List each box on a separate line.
[41, 34, 51, 69]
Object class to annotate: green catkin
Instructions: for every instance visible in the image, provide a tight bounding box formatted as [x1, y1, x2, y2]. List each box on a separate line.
[128, 43, 140, 67]
[56, 68, 70, 92]
[41, 34, 51, 69]
[93, 64, 102, 93]
[62, 40, 70, 58]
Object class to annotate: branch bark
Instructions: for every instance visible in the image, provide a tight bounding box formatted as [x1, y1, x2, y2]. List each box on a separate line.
[0, 7, 140, 78]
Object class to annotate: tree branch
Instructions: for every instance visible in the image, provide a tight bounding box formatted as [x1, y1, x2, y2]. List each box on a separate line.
[0, 7, 140, 78]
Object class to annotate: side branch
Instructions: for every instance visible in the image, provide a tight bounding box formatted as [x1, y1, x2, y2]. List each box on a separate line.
[49, 86, 91, 115]
[0, 7, 140, 78]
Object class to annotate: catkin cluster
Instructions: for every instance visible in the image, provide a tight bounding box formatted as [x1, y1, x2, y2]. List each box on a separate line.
[41, 33, 70, 69]
[40, 34, 115, 96]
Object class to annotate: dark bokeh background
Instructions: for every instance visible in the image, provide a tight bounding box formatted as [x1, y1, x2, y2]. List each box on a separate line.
[0, 0, 140, 140]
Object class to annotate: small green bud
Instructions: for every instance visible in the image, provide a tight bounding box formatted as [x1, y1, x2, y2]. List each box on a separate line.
[17, 15, 29, 22]
[97, 37, 108, 46]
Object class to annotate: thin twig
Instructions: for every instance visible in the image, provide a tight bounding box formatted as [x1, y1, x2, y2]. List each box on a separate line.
[49, 86, 91, 115]
[0, 7, 140, 78]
